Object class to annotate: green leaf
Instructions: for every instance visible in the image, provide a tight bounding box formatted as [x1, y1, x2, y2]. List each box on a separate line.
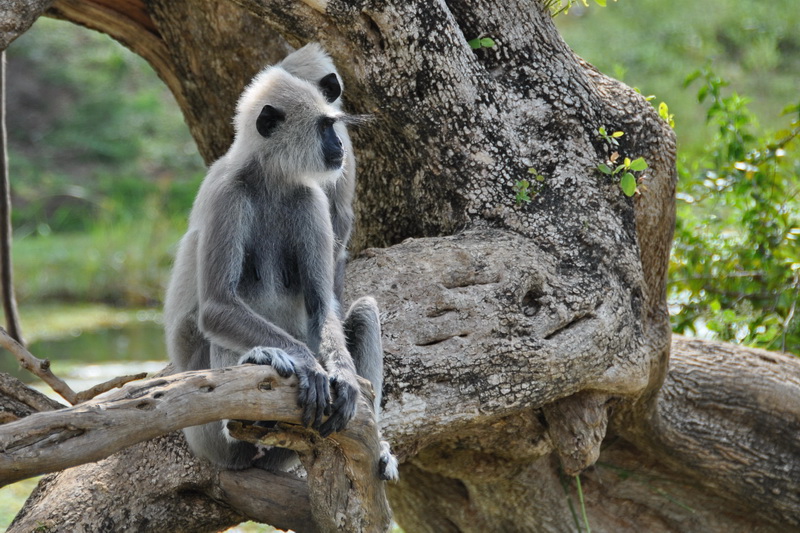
[598, 126, 607, 136]
[697, 85, 708, 103]
[683, 69, 701, 88]
[597, 164, 613, 175]
[612, 131, 625, 138]
[620, 173, 637, 196]
[629, 157, 648, 171]
[658, 101, 671, 121]
[468, 38, 481, 50]
[480, 37, 496, 48]
[781, 102, 799, 116]
[594, 0, 607, 6]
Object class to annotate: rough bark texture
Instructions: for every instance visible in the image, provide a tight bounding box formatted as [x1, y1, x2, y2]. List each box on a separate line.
[1, 0, 798, 532]
[6, 369, 389, 532]
[0, 365, 303, 485]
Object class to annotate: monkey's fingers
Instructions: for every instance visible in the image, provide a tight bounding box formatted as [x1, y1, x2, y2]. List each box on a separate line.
[312, 375, 330, 430]
[298, 372, 318, 428]
[318, 379, 357, 437]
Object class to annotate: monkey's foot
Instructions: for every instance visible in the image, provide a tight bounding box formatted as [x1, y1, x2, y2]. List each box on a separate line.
[378, 440, 399, 481]
[239, 346, 295, 378]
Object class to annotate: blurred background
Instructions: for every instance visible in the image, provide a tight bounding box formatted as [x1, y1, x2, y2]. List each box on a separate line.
[0, 0, 798, 528]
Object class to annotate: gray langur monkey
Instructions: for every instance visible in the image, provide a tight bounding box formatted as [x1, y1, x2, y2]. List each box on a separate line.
[277, 44, 385, 414]
[164, 50, 396, 479]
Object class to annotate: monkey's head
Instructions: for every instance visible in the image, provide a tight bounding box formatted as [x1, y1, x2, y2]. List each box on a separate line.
[278, 43, 344, 108]
[232, 67, 345, 185]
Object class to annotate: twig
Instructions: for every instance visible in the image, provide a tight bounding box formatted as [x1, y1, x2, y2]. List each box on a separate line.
[0, 326, 78, 404]
[0, 327, 150, 404]
[0, 52, 23, 344]
[74, 372, 148, 403]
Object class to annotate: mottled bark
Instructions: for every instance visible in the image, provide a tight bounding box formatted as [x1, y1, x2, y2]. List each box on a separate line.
[0, 0, 55, 50]
[1, 0, 797, 532]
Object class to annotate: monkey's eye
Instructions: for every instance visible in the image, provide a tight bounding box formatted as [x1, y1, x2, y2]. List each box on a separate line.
[319, 116, 336, 131]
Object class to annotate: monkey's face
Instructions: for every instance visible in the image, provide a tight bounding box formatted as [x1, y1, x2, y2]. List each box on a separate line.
[235, 67, 345, 184]
[254, 102, 344, 183]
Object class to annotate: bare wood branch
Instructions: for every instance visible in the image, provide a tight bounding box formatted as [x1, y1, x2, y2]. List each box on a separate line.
[0, 52, 22, 344]
[73, 371, 148, 403]
[8, 430, 319, 533]
[0, 364, 301, 486]
[0, 372, 64, 417]
[0, 327, 78, 405]
[230, 379, 393, 532]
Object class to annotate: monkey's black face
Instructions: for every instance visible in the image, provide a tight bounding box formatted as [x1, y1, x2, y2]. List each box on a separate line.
[319, 117, 344, 170]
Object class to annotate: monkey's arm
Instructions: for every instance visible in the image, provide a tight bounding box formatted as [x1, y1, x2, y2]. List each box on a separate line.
[317, 309, 360, 437]
[196, 184, 331, 429]
[293, 188, 360, 435]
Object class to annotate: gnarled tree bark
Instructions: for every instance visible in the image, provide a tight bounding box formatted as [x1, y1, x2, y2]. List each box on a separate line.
[1, 0, 798, 531]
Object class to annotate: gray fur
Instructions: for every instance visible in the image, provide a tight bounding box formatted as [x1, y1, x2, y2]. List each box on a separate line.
[165, 66, 345, 470]
[280, 47, 397, 479]
[279, 43, 355, 305]
[165, 46, 396, 479]
[343, 296, 384, 413]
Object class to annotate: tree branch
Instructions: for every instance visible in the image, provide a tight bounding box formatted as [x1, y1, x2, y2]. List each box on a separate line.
[0, 364, 303, 485]
[0, 52, 22, 344]
[0, 0, 56, 50]
[230, 378, 393, 532]
[4, 365, 392, 532]
[0, 327, 78, 404]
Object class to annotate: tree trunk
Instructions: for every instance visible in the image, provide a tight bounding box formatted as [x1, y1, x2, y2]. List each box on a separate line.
[1, 0, 798, 532]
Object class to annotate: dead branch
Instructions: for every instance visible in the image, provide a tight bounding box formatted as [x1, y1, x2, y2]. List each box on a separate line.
[230, 379, 393, 532]
[0, 327, 77, 404]
[0, 364, 302, 486]
[73, 371, 148, 403]
[0, 52, 23, 344]
[0, 327, 149, 406]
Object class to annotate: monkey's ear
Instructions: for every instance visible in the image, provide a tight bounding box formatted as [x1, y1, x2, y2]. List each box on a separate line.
[318, 73, 342, 103]
[256, 105, 285, 138]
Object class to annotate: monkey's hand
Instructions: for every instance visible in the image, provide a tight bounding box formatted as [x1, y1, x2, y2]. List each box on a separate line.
[282, 345, 332, 431]
[238, 346, 296, 378]
[238, 346, 331, 430]
[318, 368, 359, 437]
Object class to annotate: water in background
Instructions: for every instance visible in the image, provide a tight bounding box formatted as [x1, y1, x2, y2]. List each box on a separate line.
[0, 318, 168, 396]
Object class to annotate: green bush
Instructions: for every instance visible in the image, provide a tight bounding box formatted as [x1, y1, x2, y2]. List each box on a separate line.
[670, 68, 799, 354]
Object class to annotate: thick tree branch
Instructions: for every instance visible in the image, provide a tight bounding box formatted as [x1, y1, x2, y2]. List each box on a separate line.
[0, 365, 304, 485]
[619, 336, 800, 528]
[0, 0, 56, 50]
[230, 378, 393, 532]
[5, 366, 391, 532]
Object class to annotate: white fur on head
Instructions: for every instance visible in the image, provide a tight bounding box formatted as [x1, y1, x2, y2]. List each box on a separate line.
[229, 66, 344, 185]
[278, 43, 343, 109]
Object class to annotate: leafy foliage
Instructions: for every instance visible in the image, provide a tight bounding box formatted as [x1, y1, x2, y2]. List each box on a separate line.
[596, 128, 648, 197]
[555, 0, 800, 157]
[670, 68, 800, 354]
[6, 18, 205, 235]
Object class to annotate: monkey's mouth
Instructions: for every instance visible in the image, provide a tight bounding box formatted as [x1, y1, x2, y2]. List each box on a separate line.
[325, 151, 344, 170]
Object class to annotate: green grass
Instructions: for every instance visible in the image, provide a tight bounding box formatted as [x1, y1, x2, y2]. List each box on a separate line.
[11, 211, 184, 308]
[0, 477, 40, 531]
